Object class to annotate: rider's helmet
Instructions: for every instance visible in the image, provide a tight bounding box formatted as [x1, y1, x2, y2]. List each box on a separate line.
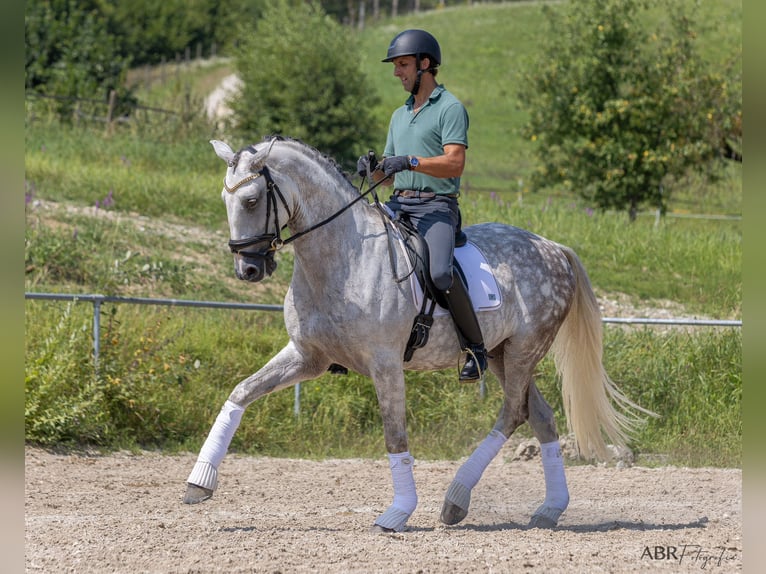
[382, 29, 441, 69]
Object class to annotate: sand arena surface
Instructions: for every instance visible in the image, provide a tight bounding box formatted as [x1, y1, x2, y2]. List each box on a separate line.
[25, 445, 741, 573]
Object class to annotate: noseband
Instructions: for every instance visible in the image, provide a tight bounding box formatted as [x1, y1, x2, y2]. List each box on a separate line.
[226, 165, 291, 258]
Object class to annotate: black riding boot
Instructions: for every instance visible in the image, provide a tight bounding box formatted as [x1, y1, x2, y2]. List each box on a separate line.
[443, 273, 488, 382]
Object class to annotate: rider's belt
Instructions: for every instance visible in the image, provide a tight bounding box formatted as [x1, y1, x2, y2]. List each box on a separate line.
[395, 190, 458, 199]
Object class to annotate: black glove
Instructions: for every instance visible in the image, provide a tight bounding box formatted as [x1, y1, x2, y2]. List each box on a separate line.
[356, 152, 378, 178]
[379, 155, 410, 177]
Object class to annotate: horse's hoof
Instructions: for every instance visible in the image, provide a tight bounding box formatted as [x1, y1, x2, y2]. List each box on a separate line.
[373, 506, 410, 532]
[528, 504, 564, 528]
[440, 501, 469, 525]
[441, 480, 470, 525]
[183, 483, 214, 504]
[369, 524, 397, 534]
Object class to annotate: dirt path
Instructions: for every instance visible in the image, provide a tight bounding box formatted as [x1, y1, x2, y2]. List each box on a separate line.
[25, 446, 741, 573]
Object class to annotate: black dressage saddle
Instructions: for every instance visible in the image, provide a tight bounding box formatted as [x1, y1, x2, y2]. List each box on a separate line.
[391, 214, 469, 362]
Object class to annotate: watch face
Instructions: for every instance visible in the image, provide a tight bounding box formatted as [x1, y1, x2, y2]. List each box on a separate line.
[410, 156, 419, 168]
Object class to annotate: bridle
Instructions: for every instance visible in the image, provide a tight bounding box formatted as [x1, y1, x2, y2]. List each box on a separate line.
[225, 165, 291, 258]
[225, 163, 388, 259]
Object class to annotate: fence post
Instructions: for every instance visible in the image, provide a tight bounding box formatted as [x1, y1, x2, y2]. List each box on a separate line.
[92, 296, 102, 373]
[106, 90, 117, 134]
[294, 383, 301, 418]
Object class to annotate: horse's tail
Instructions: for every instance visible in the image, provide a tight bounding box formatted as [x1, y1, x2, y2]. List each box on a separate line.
[550, 245, 657, 460]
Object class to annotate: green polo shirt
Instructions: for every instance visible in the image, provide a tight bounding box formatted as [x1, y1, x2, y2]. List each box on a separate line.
[383, 84, 469, 196]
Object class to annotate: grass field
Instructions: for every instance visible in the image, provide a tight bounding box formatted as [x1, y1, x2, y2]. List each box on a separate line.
[24, 1, 741, 467]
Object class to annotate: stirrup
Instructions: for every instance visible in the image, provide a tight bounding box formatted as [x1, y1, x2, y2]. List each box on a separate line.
[459, 346, 487, 382]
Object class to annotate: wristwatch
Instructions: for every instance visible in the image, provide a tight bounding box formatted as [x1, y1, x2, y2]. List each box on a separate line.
[408, 156, 419, 170]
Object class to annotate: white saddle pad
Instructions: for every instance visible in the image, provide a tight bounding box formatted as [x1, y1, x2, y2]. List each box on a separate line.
[392, 227, 502, 317]
[380, 204, 502, 316]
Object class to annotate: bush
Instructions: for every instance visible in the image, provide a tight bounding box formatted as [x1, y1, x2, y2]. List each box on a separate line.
[229, 0, 381, 169]
[25, 302, 108, 444]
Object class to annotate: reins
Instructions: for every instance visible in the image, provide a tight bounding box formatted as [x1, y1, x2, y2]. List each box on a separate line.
[225, 153, 419, 292]
[226, 163, 390, 258]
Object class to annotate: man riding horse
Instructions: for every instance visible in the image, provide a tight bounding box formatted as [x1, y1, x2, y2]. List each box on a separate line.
[357, 29, 488, 383]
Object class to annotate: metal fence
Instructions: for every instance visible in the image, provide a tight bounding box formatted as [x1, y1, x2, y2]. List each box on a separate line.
[25, 292, 742, 412]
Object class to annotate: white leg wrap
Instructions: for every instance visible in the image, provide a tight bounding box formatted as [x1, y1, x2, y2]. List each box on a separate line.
[374, 452, 417, 531]
[453, 429, 507, 489]
[443, 430, 506, 515]
[187, 461, 218, 490]
[540, 440, 569, 510]
[187, 400, 245, 488]
[388, 451, 418, 514]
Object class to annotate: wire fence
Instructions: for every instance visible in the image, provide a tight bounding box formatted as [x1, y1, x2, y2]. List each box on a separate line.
[25, 292, 742, 413]
[26, 291, 741, 354]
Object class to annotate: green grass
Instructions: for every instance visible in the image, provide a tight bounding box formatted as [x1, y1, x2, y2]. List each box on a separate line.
[24, 1, 741, 466]
[25, 121, 226, 229]
[24, 298, 741, 466]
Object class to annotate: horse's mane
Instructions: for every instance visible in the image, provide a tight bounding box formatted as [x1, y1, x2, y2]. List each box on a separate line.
[234, 135, 354, 187]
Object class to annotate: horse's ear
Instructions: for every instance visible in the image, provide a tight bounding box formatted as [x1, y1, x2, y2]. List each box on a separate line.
[210, 140, 235, 164]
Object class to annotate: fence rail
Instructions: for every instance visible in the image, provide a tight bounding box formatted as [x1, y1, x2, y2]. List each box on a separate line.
[25, 292, 742, 413]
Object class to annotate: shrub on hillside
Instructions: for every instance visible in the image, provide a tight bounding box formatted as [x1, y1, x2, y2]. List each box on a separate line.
[229, 0, 381, 169]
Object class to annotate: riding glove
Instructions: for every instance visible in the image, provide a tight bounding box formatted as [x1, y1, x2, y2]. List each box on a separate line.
[356, 155, 377, 178]
[379, 155, 411, 177]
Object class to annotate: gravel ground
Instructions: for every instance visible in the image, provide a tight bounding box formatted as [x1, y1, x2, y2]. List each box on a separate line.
[25, 445, 741, 573]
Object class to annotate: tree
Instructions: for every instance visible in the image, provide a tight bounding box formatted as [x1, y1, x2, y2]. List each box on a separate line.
[107, 0, 223, 66]
[516, 0, 741, 220]
[229, 0, 381, 169]
[25, 0, 129, 100]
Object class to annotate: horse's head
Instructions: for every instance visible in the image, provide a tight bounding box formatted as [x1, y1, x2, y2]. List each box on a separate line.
[212, 139, 294, 282]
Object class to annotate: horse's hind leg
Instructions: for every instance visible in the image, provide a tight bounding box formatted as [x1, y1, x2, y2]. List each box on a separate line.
[440, 341, 529, 526]
[526, 381, 570, 528]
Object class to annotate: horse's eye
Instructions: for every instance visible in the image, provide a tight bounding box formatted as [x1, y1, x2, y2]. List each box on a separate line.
[244, 197, 258, 209]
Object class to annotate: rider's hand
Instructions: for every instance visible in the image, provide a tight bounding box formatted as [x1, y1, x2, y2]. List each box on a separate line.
[379, 155, 411, 177]
[356, 154, 378, 178]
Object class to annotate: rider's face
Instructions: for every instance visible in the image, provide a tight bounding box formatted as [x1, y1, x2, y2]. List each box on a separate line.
[391, 56, 419, 92]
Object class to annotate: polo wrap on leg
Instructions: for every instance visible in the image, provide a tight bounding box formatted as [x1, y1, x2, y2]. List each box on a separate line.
[445, 429, 507, 513]
[374, 451, 418, 531]
[540, 439, 569, 510]
[453, 429, 507, 489]
[186, 400, 245, 490]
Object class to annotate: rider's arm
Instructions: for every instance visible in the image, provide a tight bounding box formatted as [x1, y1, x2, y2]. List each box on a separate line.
[408, 144, 465, 178]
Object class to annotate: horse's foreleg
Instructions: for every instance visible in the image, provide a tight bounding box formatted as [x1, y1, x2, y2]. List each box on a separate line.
[526, 381, 569, 528]
[370, 365, 417, 533]
[183, 341, 323, 504]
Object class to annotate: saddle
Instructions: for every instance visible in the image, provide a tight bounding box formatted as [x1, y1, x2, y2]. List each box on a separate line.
[327, 205, 499, 374]
[391, 215, 468, 362]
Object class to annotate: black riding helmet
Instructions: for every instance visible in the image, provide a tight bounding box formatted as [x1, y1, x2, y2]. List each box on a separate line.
[382, 29, 441, 96]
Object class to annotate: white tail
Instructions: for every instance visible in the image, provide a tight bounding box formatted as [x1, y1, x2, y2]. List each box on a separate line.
[550, 245, 656, 460]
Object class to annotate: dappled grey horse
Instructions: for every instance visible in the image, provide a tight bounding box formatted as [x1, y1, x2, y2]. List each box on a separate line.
[183, 136, 652, 532]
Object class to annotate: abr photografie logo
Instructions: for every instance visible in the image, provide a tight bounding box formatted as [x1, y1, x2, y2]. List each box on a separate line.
[641, 544, 739, 569]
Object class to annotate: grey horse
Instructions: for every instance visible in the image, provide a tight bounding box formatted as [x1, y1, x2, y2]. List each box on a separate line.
[183, 136, 652, 532]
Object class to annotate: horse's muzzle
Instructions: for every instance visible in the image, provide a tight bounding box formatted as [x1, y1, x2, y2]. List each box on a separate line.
[234, 253, 278, 282]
